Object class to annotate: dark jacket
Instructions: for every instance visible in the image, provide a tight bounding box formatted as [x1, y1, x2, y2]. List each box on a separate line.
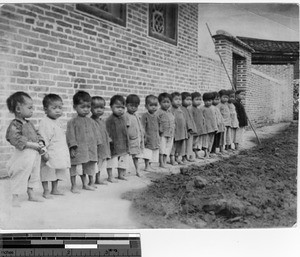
[234, 100, 248, 127]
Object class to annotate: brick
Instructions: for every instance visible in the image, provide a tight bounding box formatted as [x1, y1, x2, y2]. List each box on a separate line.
[64, 16, 80, 25]
[28, 38, 48, 47]
[59, 52, 75, 59]
[53, 75, 70, 82]
[30, 72, 50, 79]
[17, 50, 37, 58]
[16, 78, 37, 84]
[76, 43, 90, 50]
[40, 67, 59, 74]
[39, 80, 55, 86]
[83, 28, 97, 36]
[59, 39, 75, 46]
[49, 43, 67, 51]
[24, 5, 44, 15]
[56, 20, 72, 28]
[51, 6, 68, 15]
[57, 58, 72, 64]
[45, 11, 63, 20]
[37, 15, 55, 23]
[18, 29, 38, 38]
[38, 54, 55, 62]
[51, 31, 67, 39]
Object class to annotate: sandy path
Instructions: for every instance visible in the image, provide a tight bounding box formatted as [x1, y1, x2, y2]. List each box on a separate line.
[0, 122, 292, 230]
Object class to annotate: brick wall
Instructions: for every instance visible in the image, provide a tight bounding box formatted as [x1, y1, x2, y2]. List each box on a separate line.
[248, 65, 294, 124]
[0, 3, 201, 175]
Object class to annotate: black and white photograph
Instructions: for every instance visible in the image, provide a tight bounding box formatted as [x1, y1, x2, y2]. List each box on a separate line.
[0, 1, 299, 255]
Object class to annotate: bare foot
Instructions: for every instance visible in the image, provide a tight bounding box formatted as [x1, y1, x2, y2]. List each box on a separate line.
[88, 183, 97, 189]
[96, 181, 108, 185]
[43, 193, 54, 199]
[107, 178, 118, 183]
[28, 196, 44, 202]
[136, 172, 140, 177]
[83, 185, 95, 191]
[117, 176, 127, 181]
[51, 190, 64, 196]
[71, 187, 80, 194]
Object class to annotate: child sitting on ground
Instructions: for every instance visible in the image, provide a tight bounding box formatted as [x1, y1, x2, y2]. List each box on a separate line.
[106, 95, 129, 180]
[38, 94, 70, 199]
[125, 94, 144, 177]
[141, 95, 160, 171]
[234, 90, 248, 150]
[6, 91, 46, 206]
[156, 92, 175, 168]
[189, 92, 205, 159]
[66, 90, 102, 193]
[200, 92, 218, 158]
[227, 89, 239, 151]
[91, 96, 112, 184]
[170, 92, 188, 165]
[217, 89, 231, 152]
[180, 92, 197, 162]
[211, 91, 225, 154]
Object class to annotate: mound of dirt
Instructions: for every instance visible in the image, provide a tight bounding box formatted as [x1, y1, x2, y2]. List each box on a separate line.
[126, 122, 297, 228]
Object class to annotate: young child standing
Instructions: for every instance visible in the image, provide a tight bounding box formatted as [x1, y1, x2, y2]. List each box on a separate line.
[211, 91, 225, 154]
[38, 94, 70, 199]
[66, 90, 101, 193]
[106, 95, 129, 180]
[6, 91, 46, 206]
[234, 90, 248, 150]
[217, 89, 231, 152]
[156, 92, 175, 168]
[91, 96, 112, 184]
[125, 94, 144, 177]
[200, 92, 218, 158]
[180, 92, 197, 162]
[170, 92, 188, 165]
[141, 95, 160, 172]
[189, 92, 205, 159]
[228, 90, 239, 151]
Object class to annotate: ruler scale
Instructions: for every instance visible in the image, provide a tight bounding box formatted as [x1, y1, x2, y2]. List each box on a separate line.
[0, 233, 141, 257]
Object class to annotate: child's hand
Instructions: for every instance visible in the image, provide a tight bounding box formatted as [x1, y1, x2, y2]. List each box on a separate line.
[70, 148, 77, 158]
[26, 142, 42, 151]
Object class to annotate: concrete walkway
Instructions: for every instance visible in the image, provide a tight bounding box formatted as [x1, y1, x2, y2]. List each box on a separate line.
[0, 122, 293, 230]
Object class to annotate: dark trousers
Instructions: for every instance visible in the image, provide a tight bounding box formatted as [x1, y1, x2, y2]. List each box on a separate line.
[211, 132, 221, 153]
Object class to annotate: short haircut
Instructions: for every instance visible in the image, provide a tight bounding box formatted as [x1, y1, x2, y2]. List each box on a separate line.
[73, 90, 91, 106]
[158, 92, 172, 103]
[227, 89, 235, 95]
[42, 94, 62, 108]
[219, 89, 229, 97]
[171, 92, 181, 100]
[110, 95, 125, 106]
[6, 91, 31, 113]
[145, 95, 158, 105]
[191, 92, 201, 100]
[181, 92, 192, 101]
[91, 96, 105, 106]
[202, 92, 215, 101]
[236, 90, 246, 95]
[126, 94, 140, 105]
[211, 91, 220, 99]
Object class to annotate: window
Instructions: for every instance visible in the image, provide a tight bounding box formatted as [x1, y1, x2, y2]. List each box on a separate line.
[76, 3, 126, 27]
[148, 4, 178, 45]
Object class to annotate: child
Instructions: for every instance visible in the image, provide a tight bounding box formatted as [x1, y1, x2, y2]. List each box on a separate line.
[189, 92, 205, 159]
[170, 92, 188, 165]
[228, 90, 239, 151]
[200, 92, 218, 158]
[141, 95, 160, 171]
[180, 92, 197, 162]
[156, 92, 175, 168]
[217, 89, 231, 152]
[38, 94, 70, 199]
[234, 90, 248, 150]
[106, 95, 129, 180]
[211, 91, 225, 154]
[6, 91, 46, 206]
[66, 90, 101, 193]
[91, 96, 112, 184]
[125, 94, 144, 177]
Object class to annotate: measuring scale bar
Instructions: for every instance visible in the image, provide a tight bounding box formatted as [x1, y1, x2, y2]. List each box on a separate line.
[0, 233, 141, 257]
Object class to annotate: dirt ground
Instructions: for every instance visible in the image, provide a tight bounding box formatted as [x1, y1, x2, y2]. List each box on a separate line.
[124, 122, 298, 228]
[0, 122, 297, 230]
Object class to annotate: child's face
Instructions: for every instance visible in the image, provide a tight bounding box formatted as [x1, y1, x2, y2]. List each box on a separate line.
[160, 97, 171, 111]
[204, 99, 213, 107]
[91, 100, 105, 118]
[45, 100, 63, 120]
[182, 96, 192, 107]
[220, 95, 229, 104]
[171, 95, 182, 108]
[146, 99, 158, 114]
[213, 97, 220, 106]
[111, 100, 125, 117]
[228, 94, 236, 103]
[74, 101, 91, 117]
[16, 97, 33, 119]
[127, 103, 139, 115]
[192, 97, 202, 107]
[236, 92, 246, 101]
